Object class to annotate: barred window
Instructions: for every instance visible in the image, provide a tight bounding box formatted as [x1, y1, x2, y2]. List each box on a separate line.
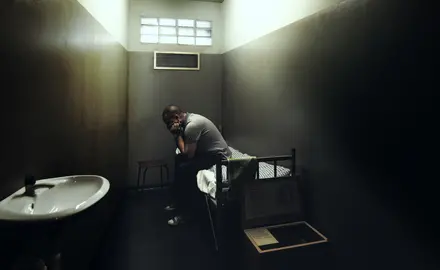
[140, 18, 212, 46]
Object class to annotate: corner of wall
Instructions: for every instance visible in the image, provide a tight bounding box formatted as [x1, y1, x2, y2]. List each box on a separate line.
[76, 0, 129, 50]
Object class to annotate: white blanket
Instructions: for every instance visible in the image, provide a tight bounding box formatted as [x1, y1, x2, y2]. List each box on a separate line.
[175, 148, 216, 197]
[176, 147, 291, 199]
[197, 170, 217, 198]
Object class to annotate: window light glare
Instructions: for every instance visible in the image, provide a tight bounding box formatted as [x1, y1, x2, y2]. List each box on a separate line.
[140, 18, 212, 47]
[159, 36, 178, 44]
[159, 18, 176, 26]
[160, 27, 177, 35]
[178, 19, 195, 27]
[140, 35, 158, 44]
[196, 21, 211, 28]
[196, 29, 211, 37]
[178, 37, 195, 45]
[141, 26, 158, 35]
[178, 28, 195, 36]
[196, 37, 212, 46]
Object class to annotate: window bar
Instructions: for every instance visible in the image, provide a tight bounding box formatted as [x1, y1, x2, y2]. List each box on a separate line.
[274, 160, 278, 178]
[141, 18, 212, 45]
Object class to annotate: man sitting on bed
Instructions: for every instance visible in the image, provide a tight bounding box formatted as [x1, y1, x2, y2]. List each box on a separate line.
[162, 105, 232, 226]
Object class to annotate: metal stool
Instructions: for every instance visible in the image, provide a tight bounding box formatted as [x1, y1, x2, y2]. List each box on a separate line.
[136, 160, 169, 190]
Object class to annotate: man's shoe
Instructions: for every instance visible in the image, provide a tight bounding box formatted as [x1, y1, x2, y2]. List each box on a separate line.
[164, 205, 176, 211]
[167, 216, 184, 226]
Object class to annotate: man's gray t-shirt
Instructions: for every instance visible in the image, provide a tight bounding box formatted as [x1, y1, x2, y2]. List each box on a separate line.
[183, 113, 232, 159]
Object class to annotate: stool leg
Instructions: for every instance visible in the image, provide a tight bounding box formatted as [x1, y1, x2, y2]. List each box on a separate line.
[137, 166, 141, 191]
[160, 166, 163, 189]
[142, 167, 148, 190]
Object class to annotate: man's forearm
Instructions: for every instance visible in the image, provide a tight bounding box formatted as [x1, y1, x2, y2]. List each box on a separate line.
[175, 135, 185, 154]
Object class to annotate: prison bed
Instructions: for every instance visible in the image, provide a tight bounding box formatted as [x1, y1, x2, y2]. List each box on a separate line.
[196, 147, 292, 199]
[198, 146, 296, 251]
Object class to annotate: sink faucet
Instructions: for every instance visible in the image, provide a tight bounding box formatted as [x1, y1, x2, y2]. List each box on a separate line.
[24, 174, 37, 196]
[23, 174, 55, 197]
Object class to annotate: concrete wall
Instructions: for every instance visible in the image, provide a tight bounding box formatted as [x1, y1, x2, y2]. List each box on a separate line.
[0, 0, 128, 268]
[222, 0, 438, 269]
[127, 52, 222, 186]
[126, 0, 224, 186]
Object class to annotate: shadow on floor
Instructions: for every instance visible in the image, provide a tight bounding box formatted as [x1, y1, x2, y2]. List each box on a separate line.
[90, 188, 335, 270]
[90, 188, 221, 270]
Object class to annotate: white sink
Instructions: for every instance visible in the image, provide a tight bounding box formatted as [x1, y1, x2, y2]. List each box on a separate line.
[0, 175, 110, 221]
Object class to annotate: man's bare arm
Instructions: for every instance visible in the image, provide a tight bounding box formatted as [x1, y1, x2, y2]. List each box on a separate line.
[170, 122, 197, 159]
[175, 136, 197, 159]
[176, 135, 185, 154]
[185, 143, 197, 159]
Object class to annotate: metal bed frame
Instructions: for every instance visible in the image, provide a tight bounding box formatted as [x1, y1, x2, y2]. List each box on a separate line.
[204, 148, 297, 251]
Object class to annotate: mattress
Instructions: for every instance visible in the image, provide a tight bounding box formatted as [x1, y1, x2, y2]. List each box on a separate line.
[196, 147, 291, 199]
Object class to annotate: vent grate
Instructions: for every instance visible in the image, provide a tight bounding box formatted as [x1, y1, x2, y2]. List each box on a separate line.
[154, 51, 200, 71]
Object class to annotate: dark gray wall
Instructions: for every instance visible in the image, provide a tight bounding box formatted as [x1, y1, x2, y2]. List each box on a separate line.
[0, 0, 128, 197]
[0, 0, 128, 269]
[128, 52, 222, 186]
[223, 0, 437, 269]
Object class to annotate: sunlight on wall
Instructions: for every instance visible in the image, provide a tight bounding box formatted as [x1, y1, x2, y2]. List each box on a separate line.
[77, 0, 129, 49]
[222, 0, 343, 52]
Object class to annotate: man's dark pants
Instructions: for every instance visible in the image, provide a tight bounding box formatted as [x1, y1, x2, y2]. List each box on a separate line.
[172, 153, 219, 218]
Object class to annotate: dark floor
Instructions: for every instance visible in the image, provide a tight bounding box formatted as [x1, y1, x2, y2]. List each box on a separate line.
[91, 188, 222, 270]
[90, 188, 334, 270]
